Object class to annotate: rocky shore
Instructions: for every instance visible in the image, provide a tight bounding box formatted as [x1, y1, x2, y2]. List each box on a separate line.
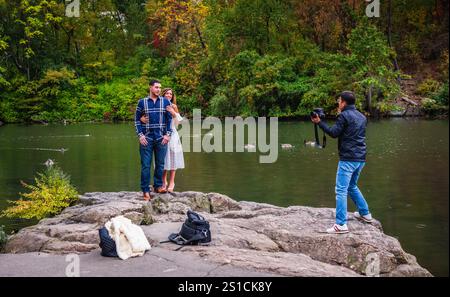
[2, 191, 432, 277]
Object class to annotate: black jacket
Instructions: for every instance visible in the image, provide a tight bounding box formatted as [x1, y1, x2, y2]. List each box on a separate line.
[318, 105, 367, 162]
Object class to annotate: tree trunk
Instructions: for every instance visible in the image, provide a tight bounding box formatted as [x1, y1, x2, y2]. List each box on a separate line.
[67, 29, 72, 53]
[75, 41, 80, 70]
[387, 0, 401, 82]
[266, 17, 270, 52]
[26, 59, 30, 81]
[12, 49, 24, 73]
[367, 85, 373, 115]
[192, 18, 207, 52]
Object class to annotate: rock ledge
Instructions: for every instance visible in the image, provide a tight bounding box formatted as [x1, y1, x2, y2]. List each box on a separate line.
[3, 191, 432, 277]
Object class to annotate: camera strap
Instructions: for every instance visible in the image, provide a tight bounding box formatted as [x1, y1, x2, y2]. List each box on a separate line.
[314, 124, 320, 145]
[314, 124, 326, 148]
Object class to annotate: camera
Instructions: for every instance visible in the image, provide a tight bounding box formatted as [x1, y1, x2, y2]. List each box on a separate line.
[307, 108, 327, 149]
[310, 108, 325, 119]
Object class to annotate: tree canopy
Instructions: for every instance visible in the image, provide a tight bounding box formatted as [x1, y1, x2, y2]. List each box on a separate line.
[0, 0, 448, 122]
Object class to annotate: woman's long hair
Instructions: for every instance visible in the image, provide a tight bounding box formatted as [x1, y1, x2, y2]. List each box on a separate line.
[162, 88, 176, 105]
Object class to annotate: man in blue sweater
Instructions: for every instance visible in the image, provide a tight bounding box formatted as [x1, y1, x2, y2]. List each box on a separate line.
[135, 80, 173, 200]
[311, 91, 373, 234]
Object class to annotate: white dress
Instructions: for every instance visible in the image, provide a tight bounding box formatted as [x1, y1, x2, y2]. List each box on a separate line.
[165, 113, 185, 170]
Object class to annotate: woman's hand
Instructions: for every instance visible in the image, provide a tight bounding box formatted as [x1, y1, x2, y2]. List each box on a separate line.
[140, 115, 149, 124]
[166, 105, 176, 116]
[162, 135, 171, 145]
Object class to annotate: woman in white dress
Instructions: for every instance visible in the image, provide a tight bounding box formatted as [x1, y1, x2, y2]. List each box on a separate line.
[141, 88, 184, 192]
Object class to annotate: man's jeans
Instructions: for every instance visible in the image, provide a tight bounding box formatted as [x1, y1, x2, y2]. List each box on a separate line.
[335, 161, 370, 226]
[140, 137, 168, 193]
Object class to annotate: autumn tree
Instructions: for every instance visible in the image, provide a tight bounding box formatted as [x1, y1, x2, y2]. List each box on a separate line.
[146, 0, 209, 95]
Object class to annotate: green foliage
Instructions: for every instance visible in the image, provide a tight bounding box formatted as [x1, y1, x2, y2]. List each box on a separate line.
[83, 50, 116, 83]
[433, 81, 449, 106]
[97, 77, 148, 121]
[0, 36, 9, 88]
[198, 22, 402, 118]
[347, 22, 400, 110]
[0, 0, 447, 121]
[209, 86, 233, 116]
[220, 0, 293, 55]
[228, 50, 261, 90]
[376, 101, 403, 114]
[1, 165, 79, 220]
[177, 95, 203, 116]
[421, 98, 449, 116]
[417, 77, 449, 115]
[417, 78, 443, 96]
[9, 68, 77, 122]
[0, 93, 19, 122]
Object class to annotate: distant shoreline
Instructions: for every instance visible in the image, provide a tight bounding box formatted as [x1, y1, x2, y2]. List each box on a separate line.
[0, 112, 447, 127]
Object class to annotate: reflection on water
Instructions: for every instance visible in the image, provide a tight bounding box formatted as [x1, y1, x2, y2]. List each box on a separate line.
[0, 119, 448, 276]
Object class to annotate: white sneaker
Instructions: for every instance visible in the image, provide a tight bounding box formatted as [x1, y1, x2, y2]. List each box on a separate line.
[354, 212, 373, 223]
[326, 224, 349, 234]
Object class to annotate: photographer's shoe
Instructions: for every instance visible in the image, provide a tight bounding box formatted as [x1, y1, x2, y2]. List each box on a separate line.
[326, 224, 349, 234]
[354, 212, 373, 223]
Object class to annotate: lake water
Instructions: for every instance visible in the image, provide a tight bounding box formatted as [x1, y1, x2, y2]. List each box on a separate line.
[0, 119, 448, 276]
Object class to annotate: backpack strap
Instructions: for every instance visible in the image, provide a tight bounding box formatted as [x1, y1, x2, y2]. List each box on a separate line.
[173, 232, 208, 251]
[180, 231, 208, 245]
[161, 231, 208, 248]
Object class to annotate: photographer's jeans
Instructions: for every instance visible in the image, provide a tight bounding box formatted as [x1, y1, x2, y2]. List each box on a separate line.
[335, 161, 370, 226]
[140, 137, 168, 193]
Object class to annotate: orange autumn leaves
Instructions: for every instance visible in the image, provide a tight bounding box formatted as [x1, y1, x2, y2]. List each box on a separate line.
[146, 0, 209, 94]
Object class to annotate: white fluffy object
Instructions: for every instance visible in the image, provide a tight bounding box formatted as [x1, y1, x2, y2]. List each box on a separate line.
[105, 215, 151, 260]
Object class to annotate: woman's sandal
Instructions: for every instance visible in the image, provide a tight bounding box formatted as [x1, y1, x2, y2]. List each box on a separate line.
[167, 183, 175, 193]
[156, 187, 167, 194]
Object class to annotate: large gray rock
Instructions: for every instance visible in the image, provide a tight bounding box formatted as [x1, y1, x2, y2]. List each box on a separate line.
[2, 191, 432, 277]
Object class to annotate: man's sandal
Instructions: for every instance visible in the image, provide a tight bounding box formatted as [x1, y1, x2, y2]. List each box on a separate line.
[143, 192, 152, 201]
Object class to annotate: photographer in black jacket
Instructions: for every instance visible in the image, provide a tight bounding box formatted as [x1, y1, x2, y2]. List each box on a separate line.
[311, 91, 373, 233]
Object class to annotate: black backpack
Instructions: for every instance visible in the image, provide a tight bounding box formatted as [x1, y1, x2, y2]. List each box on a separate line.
[98, 227, 118, 257]
[163, 210, 211, 250]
